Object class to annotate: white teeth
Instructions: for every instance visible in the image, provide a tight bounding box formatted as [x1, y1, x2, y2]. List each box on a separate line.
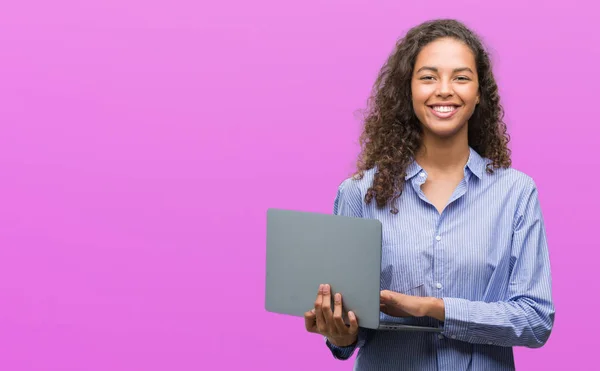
[432, 106, 456, 113]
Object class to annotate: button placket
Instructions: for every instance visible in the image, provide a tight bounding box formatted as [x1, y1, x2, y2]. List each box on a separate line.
[433, 215, 445, 299]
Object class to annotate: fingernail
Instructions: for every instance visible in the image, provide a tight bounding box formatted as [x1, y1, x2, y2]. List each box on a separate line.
[319, 284, 323, 291]
[335, 293, 341, 302]
[349, 311, 355, 319]
[323, 284, 329, 293]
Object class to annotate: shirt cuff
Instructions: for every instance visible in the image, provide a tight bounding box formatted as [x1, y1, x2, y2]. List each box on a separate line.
[325, 338, 357, 360]
[441, 297, 471, 341]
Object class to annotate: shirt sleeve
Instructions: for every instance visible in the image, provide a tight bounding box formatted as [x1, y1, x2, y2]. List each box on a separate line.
[441, 178, 555, 348]
[324, 178, 374, 359]
[325, 327, 372, 360]
[332, 177, 363, 218]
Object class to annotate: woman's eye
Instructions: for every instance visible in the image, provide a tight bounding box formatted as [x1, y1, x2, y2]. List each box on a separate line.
[419, 76, 471, 82]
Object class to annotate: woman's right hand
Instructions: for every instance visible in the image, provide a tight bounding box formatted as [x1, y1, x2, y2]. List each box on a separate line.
[303, 284, 359, 347]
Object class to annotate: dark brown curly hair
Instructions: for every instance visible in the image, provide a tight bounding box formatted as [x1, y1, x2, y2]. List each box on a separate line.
[353, 19, 511, 214]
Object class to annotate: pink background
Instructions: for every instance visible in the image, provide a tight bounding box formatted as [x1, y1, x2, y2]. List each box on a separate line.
[1, 0, 598, 370]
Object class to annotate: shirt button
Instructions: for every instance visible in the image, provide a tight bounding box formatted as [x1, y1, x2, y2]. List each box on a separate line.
[436, 282, 442, 289]
[488, 342, 492, 345]
[438, 334, 444, 339]
[451, 335, 457, 339]
[435, 235, 441, 241]
[419, 172, 426, 177]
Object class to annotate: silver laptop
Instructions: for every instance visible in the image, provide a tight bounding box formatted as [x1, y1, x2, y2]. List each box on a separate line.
[265, 208, 442, 332]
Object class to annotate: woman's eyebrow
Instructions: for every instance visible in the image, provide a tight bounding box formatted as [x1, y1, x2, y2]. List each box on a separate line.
[416, 66, 475, 74]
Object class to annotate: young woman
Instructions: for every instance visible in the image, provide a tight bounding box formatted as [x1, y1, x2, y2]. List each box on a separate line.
[303, 19, 554, 370]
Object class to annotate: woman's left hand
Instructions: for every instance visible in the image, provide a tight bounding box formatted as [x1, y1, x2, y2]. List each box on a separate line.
[380, 290, 444, 319]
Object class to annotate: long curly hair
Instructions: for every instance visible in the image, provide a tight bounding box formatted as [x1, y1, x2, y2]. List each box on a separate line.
[353, 19, 511, 214]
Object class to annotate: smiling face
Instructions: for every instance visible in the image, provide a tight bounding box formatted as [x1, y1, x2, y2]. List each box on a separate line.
[411, 37, 480, 140]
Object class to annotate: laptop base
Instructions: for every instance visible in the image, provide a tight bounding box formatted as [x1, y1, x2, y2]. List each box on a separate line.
[378, 322, 443, 332]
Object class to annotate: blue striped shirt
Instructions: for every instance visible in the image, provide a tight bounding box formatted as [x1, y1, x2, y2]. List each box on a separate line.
[325, 147, 554, 370]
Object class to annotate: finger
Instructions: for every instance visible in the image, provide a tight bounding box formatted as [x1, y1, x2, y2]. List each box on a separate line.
[332, 293, 347, 334]
[380, 290, 391, 303]
[314, 285, 326, 332]
[348, 311, 359, 334]
[381, 290, 401, 306]
[321, 284, 333, 327]
[304, 309, 317, 333]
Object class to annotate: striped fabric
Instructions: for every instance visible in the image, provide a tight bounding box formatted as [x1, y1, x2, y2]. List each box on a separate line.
[324, 147, 554, 371]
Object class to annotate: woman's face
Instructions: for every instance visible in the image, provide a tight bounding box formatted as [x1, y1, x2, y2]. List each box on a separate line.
[411, 37, 480, 140]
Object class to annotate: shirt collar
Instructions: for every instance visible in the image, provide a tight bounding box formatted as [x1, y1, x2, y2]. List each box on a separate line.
[404, 147, 486, 180]
[405, 159, 423, 180]
[465, 147, 485, 179]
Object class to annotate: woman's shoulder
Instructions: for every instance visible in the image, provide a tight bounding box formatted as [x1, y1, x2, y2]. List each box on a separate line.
[481, 163, 540, 208]
[484, 164, 537, 189]
[333, 168, 377, 214]
[337, 167, 377, 195]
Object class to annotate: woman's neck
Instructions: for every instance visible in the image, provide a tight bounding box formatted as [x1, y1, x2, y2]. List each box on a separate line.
[415, 132, 470, 174]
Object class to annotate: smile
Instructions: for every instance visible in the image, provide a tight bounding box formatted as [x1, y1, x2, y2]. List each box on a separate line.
[428, 105, 459, 119]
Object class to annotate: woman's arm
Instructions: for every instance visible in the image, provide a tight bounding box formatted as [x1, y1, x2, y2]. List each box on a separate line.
[380, 180, 554, 348]
[436, 181, 555, 347]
